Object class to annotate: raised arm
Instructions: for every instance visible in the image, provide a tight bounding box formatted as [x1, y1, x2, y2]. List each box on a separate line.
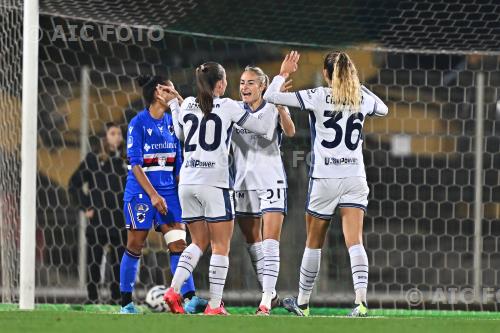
[167, 98, 185, 141]
[157, 85, 185, 141]
[278, 106, 295, 137]
[263, 51, 312, 110]
[263, 75, 305, 109]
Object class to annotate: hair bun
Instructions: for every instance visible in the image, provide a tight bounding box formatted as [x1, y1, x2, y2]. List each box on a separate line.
[137, 75, 152, 87]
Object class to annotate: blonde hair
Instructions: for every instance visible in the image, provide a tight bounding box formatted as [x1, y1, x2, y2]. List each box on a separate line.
[243, 66, 269, 95]
[324, 51, 361, 113]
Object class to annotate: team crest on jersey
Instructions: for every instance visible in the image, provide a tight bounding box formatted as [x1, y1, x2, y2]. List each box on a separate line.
[135, 203, 149, 223]
[307, 89, 315, 99]
[127, 136, 133, 148]
[144, 143, 151, 152]
[168, 125, 174, 135]
[158, 157, 166, 167]
[147, 128, 153, 136]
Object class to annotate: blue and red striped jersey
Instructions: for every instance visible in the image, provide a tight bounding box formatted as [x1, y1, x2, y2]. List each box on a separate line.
[124, 108, 182, 201]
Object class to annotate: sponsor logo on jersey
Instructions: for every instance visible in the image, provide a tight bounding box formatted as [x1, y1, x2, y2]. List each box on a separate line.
[128, 126, 133, 134]
[187, 102, 220, 109]
[235, 128, 252, 135]
[307, 89, 316, 99]
[147, 128, 153, 136]
[184, 159, 216, 168]
[324, 157, 359, 165]
[150, 142, 177, 150]
[143, 142, 177, 152]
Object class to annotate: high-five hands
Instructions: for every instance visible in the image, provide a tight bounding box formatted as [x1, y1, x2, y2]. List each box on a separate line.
[279, 50, 300, 79]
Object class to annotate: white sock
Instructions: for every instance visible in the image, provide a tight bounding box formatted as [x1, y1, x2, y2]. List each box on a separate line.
[171, 244, 202, 293]
[247, 242, 264, 289]
[261, 239, 280, 308]
[208, 254, 229, 309]
[297, 247, 321, 306]
[349, 244, 368, 304]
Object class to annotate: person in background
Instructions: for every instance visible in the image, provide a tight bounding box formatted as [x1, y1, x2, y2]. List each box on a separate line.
[69, 122, 128, 304]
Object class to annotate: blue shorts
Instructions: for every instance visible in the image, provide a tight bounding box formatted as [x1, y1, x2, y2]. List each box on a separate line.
[124, 190, 183, 231]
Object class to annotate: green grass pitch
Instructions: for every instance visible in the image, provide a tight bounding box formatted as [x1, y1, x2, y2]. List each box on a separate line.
[1, 304, 499, 333]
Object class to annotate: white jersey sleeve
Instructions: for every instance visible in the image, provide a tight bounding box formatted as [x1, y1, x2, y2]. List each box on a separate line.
[168, 98, 184, 141]
[264, 75, 322, 111]
[230, 100, 277, 139]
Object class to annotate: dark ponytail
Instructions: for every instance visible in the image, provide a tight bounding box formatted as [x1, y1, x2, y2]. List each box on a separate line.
[136, 74, 170, 106]
[195, 62, 225, 117]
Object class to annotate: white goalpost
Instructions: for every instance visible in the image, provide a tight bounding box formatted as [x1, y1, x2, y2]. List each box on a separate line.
[19, 0, 39, 310]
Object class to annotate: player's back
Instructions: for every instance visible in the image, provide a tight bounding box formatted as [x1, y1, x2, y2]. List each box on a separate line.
[296, 86, 388, 179]
[178, 96, 247, 188]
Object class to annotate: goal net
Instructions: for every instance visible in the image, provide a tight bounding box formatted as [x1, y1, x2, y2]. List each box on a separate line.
[1, 0, 499, 310]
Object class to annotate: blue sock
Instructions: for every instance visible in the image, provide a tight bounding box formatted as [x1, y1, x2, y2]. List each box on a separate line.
[120, 249, 140, 295]
[170, 252, 196, 298]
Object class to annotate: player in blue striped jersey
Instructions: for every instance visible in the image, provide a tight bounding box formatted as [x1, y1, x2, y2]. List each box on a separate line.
[119, 75, 207, 314]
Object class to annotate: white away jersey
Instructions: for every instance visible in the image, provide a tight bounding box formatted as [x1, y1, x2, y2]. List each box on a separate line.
[231, 101, 286, 191]
[168, 96, 276, 188]
[264, 75, 388, 179]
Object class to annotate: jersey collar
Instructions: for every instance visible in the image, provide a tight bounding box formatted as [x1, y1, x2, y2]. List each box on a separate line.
[244, 100, 267, 113]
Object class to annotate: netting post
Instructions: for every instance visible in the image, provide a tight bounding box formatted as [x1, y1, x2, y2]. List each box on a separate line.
[473, 72, 485, 303]
[78, 66, 90, 290]
[19, 0, 39, 310]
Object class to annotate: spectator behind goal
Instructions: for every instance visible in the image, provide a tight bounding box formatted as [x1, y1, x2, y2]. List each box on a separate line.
[68, 122, 127, 304]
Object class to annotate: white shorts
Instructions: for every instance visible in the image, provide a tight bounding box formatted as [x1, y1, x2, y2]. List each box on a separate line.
[179, 184, 234, 223]
[306, 177, 369, 220]
[234, 188, 287, 217]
